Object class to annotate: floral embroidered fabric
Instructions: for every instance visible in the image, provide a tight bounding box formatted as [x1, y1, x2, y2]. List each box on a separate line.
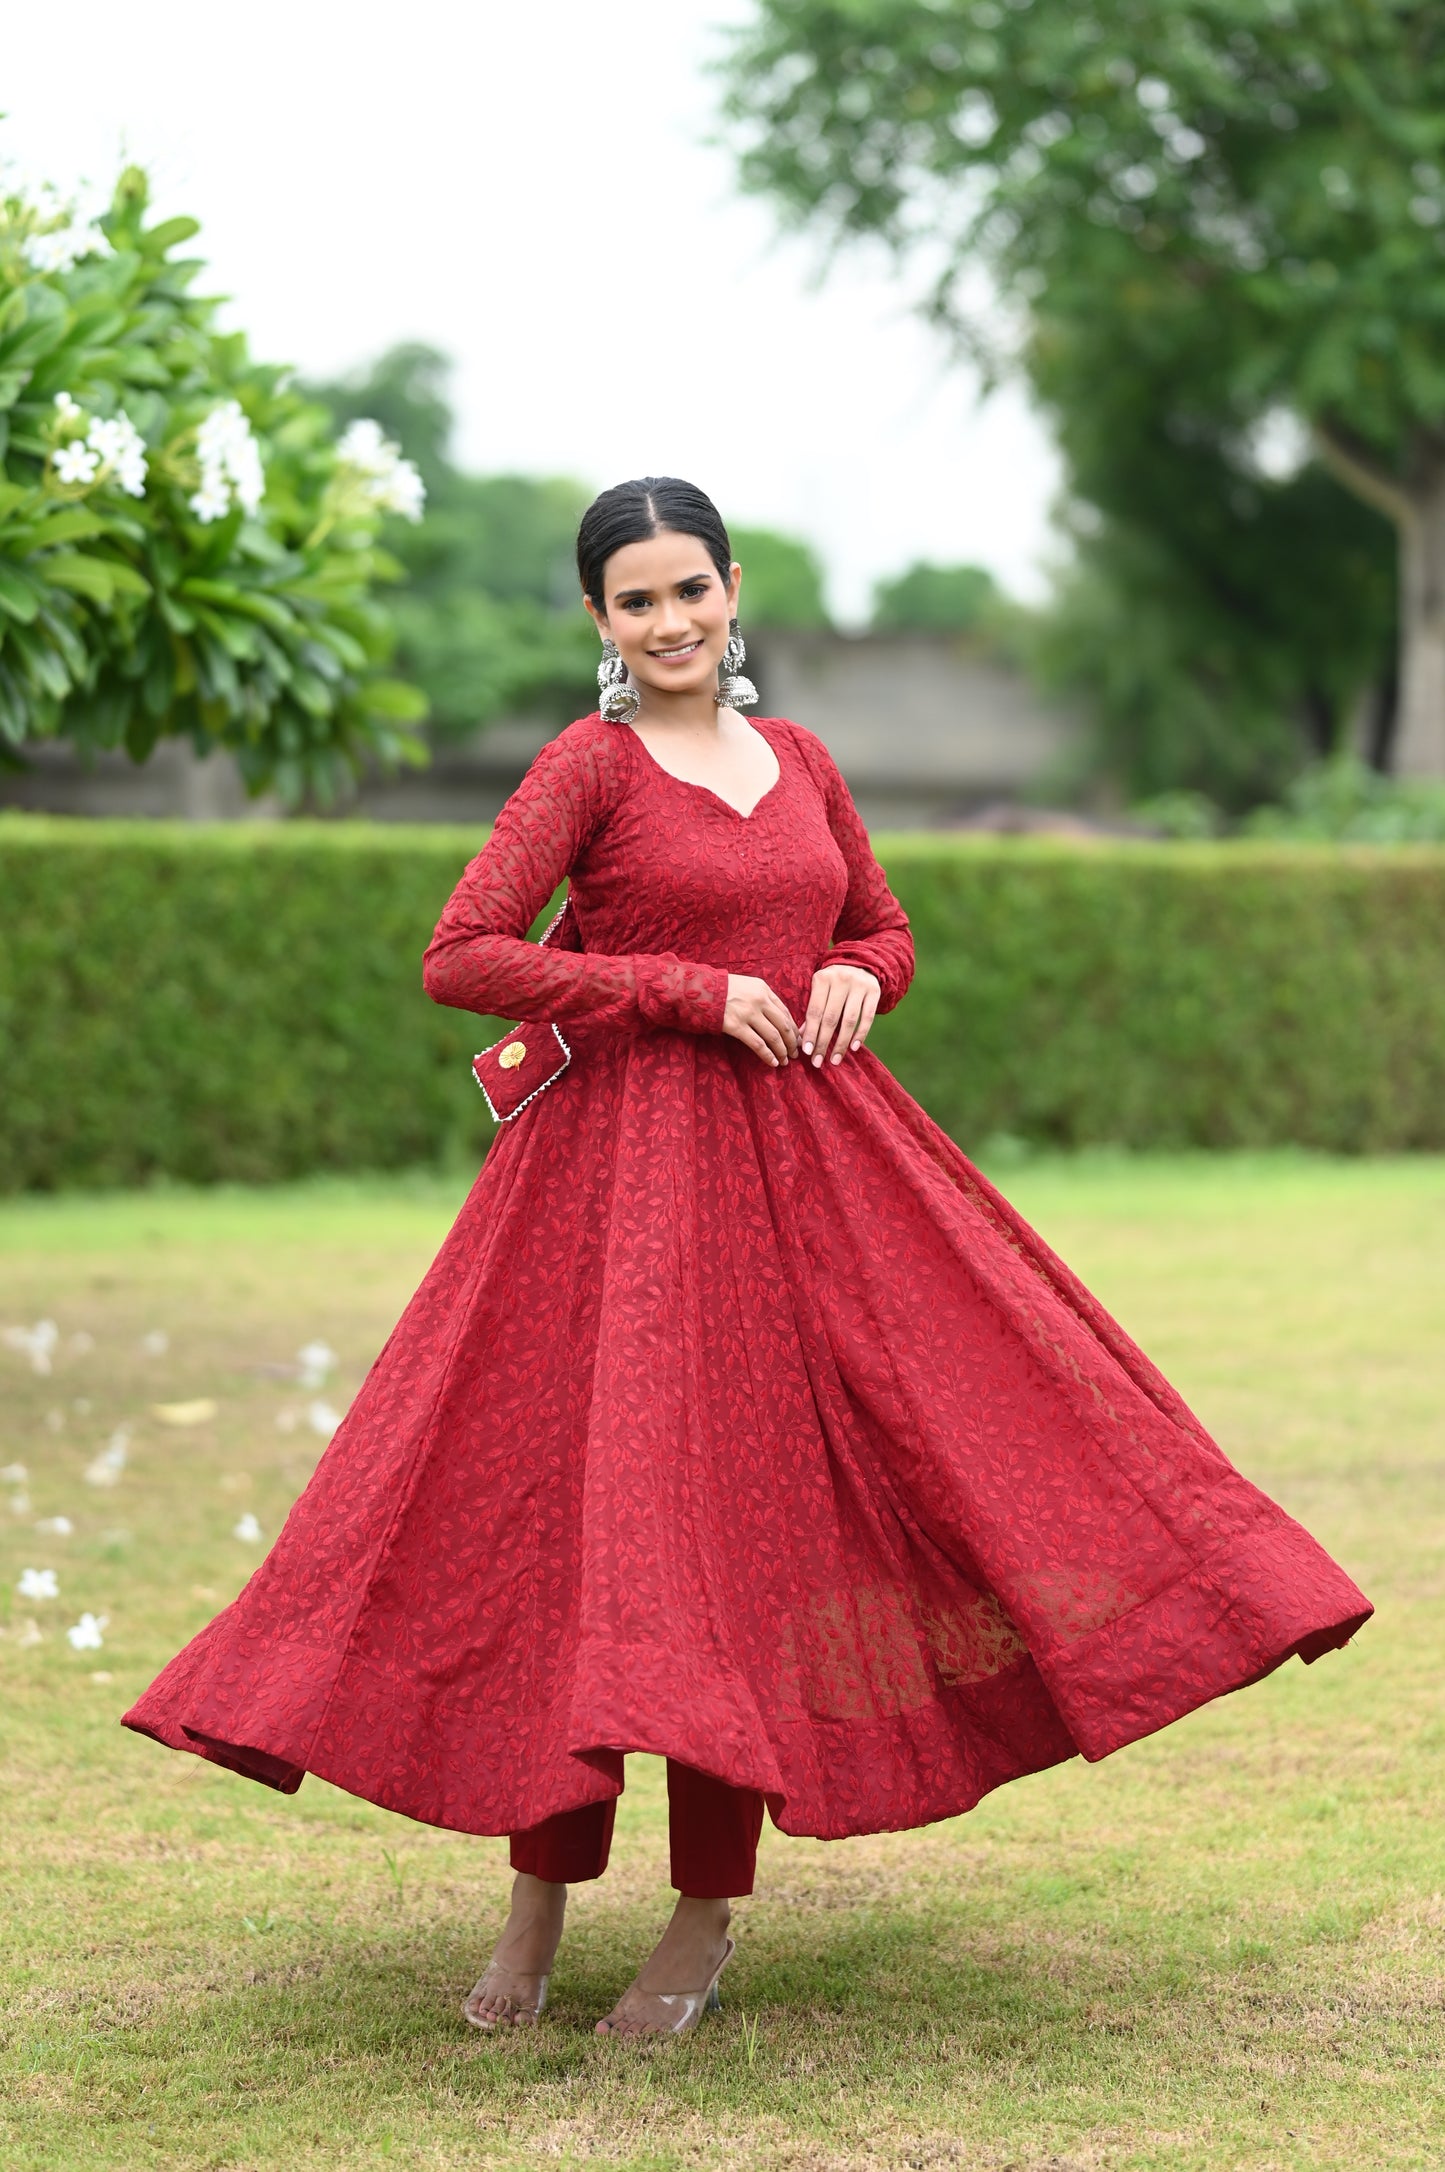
[125, 715, 1371, 1839]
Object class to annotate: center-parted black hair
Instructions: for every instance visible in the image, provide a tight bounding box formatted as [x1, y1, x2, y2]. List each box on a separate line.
[576, 476, 732, 609]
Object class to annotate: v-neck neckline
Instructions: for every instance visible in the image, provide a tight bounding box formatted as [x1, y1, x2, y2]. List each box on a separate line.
[626, 720, 783, 824]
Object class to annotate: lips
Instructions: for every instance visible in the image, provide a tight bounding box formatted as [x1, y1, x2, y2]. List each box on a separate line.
[649, 640, 703, 661]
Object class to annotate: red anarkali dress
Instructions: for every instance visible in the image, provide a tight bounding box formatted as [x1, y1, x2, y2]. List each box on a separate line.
[125, 716, 1371, 1839]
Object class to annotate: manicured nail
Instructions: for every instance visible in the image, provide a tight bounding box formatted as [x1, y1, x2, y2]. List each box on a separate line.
[832, 1053, 842, 1064]
[812, 1054, 822, 1067]
[851, 1039, 860, 1050]
[802, 1042, 813, 1054]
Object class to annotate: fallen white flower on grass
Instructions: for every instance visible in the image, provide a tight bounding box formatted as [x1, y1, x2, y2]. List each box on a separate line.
[35, 1516, 74, 1536]
[84, 1429, 130, 1487]
[150, 1399, 218, 1427]
[10, 1492, 32, 1517]
[0, 1463, 27, 1485]
[17, 1567, 59, 1601]
[44, 1409, 64, 1433]
[296, 1341, 336, 1390]
[3, 1321, 59, 1375]
[90, 1671, 114, 1685]
[66, 1613, 107, 1652]
[307, 1401, 343, 1440]
[13, 1619, 44, 1649]
[232, 1513, 263, 1544]
[139, 1330, 169, 1357]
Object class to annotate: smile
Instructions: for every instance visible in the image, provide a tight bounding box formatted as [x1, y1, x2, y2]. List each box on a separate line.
[649, 640, 703, 661]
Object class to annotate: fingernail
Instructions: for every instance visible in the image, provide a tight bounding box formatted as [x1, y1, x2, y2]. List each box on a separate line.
[802, 1042, 813, 1054]
[851, 1039, 860, 1050]
[812, 1054, 822, 1067]
[832, 1054, 842, 1065]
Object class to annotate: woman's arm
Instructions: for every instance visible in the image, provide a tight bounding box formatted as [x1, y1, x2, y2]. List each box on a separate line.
[422, 727, 728, 1034]
[787, 717, 914, 965]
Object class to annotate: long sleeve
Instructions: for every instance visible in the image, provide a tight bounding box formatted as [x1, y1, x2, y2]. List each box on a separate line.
[422, 726, 729, 1033]
[784, 724, 915, 1012]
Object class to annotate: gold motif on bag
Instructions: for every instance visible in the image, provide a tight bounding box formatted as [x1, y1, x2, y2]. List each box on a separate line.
[499, 1041, 528, 1069]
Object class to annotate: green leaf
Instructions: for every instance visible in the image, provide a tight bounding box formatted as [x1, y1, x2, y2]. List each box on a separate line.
[139, 216, 202, 257]
[361, 676, 429, 721]
[0, 565, 41, 623]
[39, 553, 117, 604]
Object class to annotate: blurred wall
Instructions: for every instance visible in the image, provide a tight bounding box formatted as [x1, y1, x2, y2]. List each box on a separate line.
[0, 632, 1079, 830]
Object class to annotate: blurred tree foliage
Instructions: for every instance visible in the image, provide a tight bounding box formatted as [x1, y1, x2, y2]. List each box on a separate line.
[1030, 307, 1396, 805]
[872, 560, 999, 632]
[724, 0, 1445, 794]
[731, 526, 830, 627]
[302, 346, 596, 738]
[0, 169, 427, 803]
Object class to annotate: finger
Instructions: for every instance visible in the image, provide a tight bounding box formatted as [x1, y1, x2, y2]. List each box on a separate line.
[811, 983, 849, 1066]
[735, 1023, 782, 1068]
[752, 1008, 793, 1066]
[762, 995, 800, 1058]
[830, 987, 867, 1062]
[851, 985, 880, 1050]
[800, 977, 827, 1057]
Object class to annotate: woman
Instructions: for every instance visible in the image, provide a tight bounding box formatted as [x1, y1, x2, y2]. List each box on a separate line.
[125, 477, 1371, 2041]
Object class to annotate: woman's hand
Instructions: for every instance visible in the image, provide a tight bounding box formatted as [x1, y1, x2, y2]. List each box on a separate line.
[722, 975, 800, 1068]
[801, 964, 881, 1069]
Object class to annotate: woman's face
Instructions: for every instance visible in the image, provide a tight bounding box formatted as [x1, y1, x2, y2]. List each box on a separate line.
[585, 527, 741, 704]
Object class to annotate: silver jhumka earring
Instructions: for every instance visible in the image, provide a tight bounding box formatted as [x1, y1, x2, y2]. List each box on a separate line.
[597, 637, 640, 724]
[715, 619, 758, 709]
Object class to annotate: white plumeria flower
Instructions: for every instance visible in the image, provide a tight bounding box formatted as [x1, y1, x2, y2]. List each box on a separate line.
[14, 1619, 44, 1649]
[86, 412, 147, 497]
[306, 1400, 343, 1440]
[23, 225, 108, 274]
[54, 391, 82, 420]
[377, 458, 425, 521]
[232, 1512, 263, 1544]
[140, 1330, 169, 1356]
[53, 440, 99, 487]
[17, 1567, 59, 1601]
[191, 399, 264, 521]
[3, 1321, 59, 1374]
[66, 1612, 107, 1652]
[35, 1516, 74, 1536]
[296, 1341, 336, 1389]
[84, 1428, 129, 1488]
[10, 1493, 32, 1517]
[335, 416, 425, 522]
[0, 1462, 28, 1484]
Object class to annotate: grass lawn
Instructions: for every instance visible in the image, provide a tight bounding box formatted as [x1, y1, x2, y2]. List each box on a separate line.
[0, 1152, 1441, 2172]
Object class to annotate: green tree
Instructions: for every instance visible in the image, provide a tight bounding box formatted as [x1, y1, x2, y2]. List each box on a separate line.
[304, 347, 597, 736]
[0, 168, 426, 802]
[872, 560, 998, 631]
[1028, 298, 1397, 803]
[731, 526, 831, 627]
[725, 0, 1445, 775]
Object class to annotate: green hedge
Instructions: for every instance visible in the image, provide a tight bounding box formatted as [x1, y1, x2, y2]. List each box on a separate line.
[2, 816, 1443, 1191]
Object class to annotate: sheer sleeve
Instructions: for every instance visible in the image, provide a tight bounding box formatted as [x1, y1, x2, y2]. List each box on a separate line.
[781, 723, 915, 1013]
[422, 724, 729, 1034]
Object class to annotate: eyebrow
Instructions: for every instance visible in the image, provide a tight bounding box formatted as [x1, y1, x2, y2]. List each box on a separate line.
[612, 569, 717, 600]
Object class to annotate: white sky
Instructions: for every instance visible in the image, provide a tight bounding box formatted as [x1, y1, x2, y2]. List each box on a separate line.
[1, 0, 1062, 624]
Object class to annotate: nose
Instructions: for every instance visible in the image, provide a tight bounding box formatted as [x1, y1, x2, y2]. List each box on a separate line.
[652, 599, 693, 641]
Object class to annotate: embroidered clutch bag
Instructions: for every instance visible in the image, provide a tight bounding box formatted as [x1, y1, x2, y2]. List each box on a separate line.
[472, 1020, 572, 1123]
[471, 894, 577, 1124]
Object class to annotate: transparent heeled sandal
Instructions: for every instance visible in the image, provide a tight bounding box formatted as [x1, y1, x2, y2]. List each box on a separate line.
[597, 1935, 735, 2039]
[462, 1965, 550, 2030]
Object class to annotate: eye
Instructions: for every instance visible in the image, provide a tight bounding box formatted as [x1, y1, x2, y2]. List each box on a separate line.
[679, 583, 708, 600]
[619, 596, 651, 611]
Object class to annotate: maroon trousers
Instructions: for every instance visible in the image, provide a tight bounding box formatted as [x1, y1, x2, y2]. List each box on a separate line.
[509, 1761, 765, 1898]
